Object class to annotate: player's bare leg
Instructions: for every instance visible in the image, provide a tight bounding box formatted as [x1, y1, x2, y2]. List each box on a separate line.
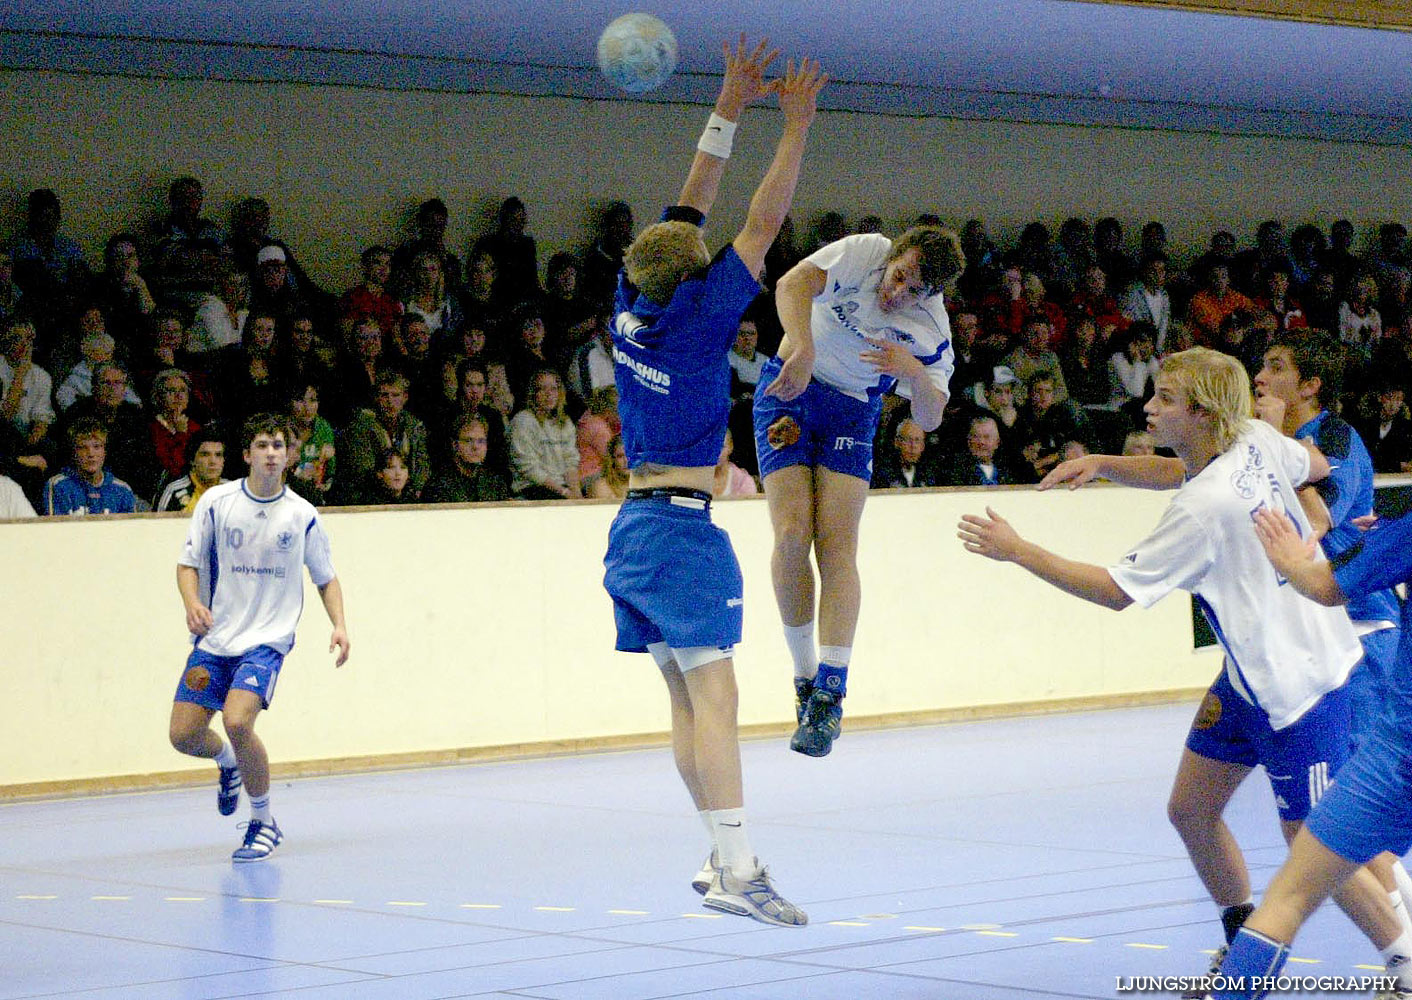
[222, 688, 280, 862]
[170, 701, 242, 816]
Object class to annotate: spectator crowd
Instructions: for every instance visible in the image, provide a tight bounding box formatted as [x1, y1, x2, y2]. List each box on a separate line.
[4, 178, 1412, 519]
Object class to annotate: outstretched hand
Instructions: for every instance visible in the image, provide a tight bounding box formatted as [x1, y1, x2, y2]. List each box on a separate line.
[771, 56, 828, 127]
[957, 507, 1024, 562]
[1038, 455, 1103, 491]
[716, 35, 778, 117]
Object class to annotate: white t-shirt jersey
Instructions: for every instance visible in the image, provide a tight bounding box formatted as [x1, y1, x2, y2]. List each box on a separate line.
[805, 234, 954, 402]
[1107, 420, 1361, 731]
[178, 479, 337, 657]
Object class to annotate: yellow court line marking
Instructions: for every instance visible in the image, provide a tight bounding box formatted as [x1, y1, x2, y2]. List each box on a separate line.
[682, 912, 724, 919]
[608, 909, 649, 915]
[904, 925, 948, 932]
[1125, 942, 1168, 950]
[829, 920, 870, 927]
[534, 906, 575, 912]
[977, 930, 1018, 938]
[164, 897, 204, 902]
[459, 903, 501, 909]
[387, 901, 427, 907]
[91, 895, 131, 901]
[1052, 936, 1093, 943]
[17, 894, 57, 900]
[239, 897, 279, 903]
[1287, 956, 1320, 964]
[1356, 964, 1385, 971]
[313, 899, 353, 905]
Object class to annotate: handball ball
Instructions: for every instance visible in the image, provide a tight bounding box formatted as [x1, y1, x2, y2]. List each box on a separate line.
[597, 13, 678, 93]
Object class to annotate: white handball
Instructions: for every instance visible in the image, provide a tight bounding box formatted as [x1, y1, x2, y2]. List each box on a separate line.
[597, 13, 678, 94]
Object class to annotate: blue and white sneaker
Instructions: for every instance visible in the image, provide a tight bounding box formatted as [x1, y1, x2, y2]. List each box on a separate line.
[793, 677, 813, 726]
[232, 819, 282, 863]
[790, 688, 842, 757]
[703, 861, 807, 927]
[217, 765, 242, 816]
[692, 848, 720, 896]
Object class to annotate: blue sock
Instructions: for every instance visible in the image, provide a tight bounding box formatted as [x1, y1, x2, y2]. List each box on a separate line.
[1210, 926, 1289, 999]
[814, 663, 847, 699]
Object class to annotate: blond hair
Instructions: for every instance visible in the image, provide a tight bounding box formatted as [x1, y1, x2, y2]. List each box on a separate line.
[1157, 347, 1252, 452]
[624, 221, 709, 304]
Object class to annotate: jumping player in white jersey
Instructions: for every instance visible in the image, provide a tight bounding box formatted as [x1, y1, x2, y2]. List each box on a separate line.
[756, 226, 964, 755]
[168, 413, 350, 862]
[958, 348, 1411, 990]
[602, 36, 825, 926]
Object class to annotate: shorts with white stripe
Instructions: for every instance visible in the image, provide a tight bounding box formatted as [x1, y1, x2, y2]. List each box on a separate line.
[1184, 668, 1351, 823]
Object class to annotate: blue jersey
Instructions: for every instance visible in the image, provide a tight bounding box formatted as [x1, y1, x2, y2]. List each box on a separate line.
[1297, 410, 1400, 625]
[44, 468, 137, 515]
[1334, 514, 1412, 717]
[612, 234, 759, 469]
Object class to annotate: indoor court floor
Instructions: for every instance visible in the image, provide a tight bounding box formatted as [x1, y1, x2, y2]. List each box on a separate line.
[1, 702, 1384, 999]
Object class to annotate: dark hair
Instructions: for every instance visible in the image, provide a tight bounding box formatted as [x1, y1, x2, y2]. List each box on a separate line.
[67, 415, 108, 448]
[104, 232, 141, 262]
[889, 226, 965, 296]
[27, 188, 59, 214]
[1140, 251, 1169, 270]
[417, 198, 448, 220]
[1268, 330, 1344, 408]
[241, 412, 292, 452]
[452, 412, 489, 440]
[497, 196, 526, 227]
[360, 244, 392, 266]
[376, 446, 408, 470]
[457, 358, 488, 391]
[185, 426, 226, 464]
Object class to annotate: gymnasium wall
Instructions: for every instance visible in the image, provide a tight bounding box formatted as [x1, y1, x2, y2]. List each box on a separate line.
[0, 485, 1221, 793]
[2, 69, 1410, 292]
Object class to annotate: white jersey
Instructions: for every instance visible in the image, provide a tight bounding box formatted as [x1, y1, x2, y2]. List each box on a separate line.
[804, 234, 954, 402]
[178, 479, 336, 657]
[1107, 420, 1361, 730]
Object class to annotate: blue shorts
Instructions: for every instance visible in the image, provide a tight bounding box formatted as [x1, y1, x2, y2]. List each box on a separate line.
[1349, 627, 1400, 749]
[175, 646, 284, 711]
[1306, 723, 1412, 864]
[1185, 668, 1351, 822]
[603, 493, 743, 654]
[752, 356, 882, 482]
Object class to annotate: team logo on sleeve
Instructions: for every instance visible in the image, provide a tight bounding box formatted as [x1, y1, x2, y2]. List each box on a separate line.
[767, 416, 801, 449]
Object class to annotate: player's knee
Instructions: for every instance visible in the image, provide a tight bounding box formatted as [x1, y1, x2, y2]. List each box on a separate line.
[1167, 791, 1213, 833]
[169, 722, 204, 754]
[222, 713, 257, 744]
[772, 517, 813, 557]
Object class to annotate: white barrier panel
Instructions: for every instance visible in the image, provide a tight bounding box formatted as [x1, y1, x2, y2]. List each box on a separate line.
[0, 485, 1219, 790]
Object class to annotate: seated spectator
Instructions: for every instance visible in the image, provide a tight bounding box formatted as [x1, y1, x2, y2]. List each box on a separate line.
[1352, 379, 1412, 473]
[580, 201, 633, 308]
[1381, 266, 1412, 331]
[541, 252, 596, 369]
[1339, 271, 1384, 363]
[56, 330, 141, 411]
[185, 266, 249, 358]
[942, 414, 1015, 487]
[153, 427, 228, 512]
[148, 368, 201, 490]
[44, 418, 137, 515]
[566, 309, 616, 409]
[0, 245, 22, 326]
[401, 249, 463, 341]
[1050, 217, 1094, 299]
[575, 385, 620, 483]
[1094, 216, 1135, 290]
[958, 218, 1002, 304]
[1119, 251, 1173, 352]
[392, 198, 463, 300]
[152, 176, 229, 310]
[473, 196, 540, 305]
[948, 309, 994, 407]
[389, 313, 439, 420]
[281, 311, 336, 399]
[0, 470, 36, 518]
[728, 314, 767, 401]
[1018, 369, 1088, 481]
[585, 433, 630, 500]
[436, 359, 508, 478]
[978, 365, 1028, 460]
[0, 318, 55, 483]
[1187, 261, 1255, 346]
[340, 370, 430, 499]
[1067, 263, 1129, 344]
[92, 233, 156, 351]
[331, 315, 386, 425]
[1109, 322, 1161, 408]
[1288, 223, 1326, 293]
[1121, 430, 1157, 456]
[1230, 219, 1287, 296]
[996, 271, 1067, 348]
[509, 368, 580, 499]
[213, 308, 287, 428]
[248, 245, 311, 327]
[287, 380, 337, 503]
[1003, 316, 1070, 403]
[10, 188, 90, 326]
[712, 428, 758, 498]
[461, 249, 507, 335]
[59, 361, 153, 493]
[339, 245, 402, 342]
[1304, 269, 1341, 332]
[503, 303, 555, 403]
[1060, 317, 1111, 408]
[421, 413, 509, 503]
[228, 198, 325, 312]
[346, 446, 419, 505]
[873, 418, 939, 489]
[1254, 261, 1308, 334]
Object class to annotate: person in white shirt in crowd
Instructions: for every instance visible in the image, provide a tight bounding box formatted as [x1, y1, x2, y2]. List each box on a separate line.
[55, 330, 143, 411]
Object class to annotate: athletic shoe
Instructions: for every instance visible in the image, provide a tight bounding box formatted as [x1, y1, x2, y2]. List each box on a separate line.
[691, 848, 720, 896]
[1180, 945, 1226, 1000]
[790, 688, 842, 757]
[232, 819, 282, 863]
[793, 677, 813, 726]
[703, 861, 807, 927]
[216, 764, 242, 816]
[1374, 990, 1412, 999]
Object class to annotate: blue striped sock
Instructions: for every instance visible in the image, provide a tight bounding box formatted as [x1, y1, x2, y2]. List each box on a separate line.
[1210, 926, 1289, 999]
[249, 794, 272, 825]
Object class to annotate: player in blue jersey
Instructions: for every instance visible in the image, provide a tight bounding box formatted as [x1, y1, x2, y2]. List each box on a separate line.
[168, 413, 350, 862]
[758, 225, 965, 756]
[1206, 510, 1412, 998]
[1254, 331, 1412, 930]
[602, 36, 825, 926]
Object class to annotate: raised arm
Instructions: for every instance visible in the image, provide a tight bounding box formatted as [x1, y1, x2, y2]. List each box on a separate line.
[1039, 453, 1186, 491]
[957, 506, 1133, 610]
[675, 36, 778, 218]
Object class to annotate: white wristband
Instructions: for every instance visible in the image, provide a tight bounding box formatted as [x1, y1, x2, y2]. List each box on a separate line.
[697, 112, 737, 159]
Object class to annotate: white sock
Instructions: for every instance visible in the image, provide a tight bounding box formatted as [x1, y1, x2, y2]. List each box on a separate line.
[709, 808, 755, 877]
[820, 645, 852, 668]
[214, 741, 238, 768]
[1380, 930, 1412, 987]
[1392, 890, 1412, 939]
[249, 794, 272, 825]
[699, 809, 716, 851]
[784, 622, 816, 680]
[1394, 859, 1412, 916]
